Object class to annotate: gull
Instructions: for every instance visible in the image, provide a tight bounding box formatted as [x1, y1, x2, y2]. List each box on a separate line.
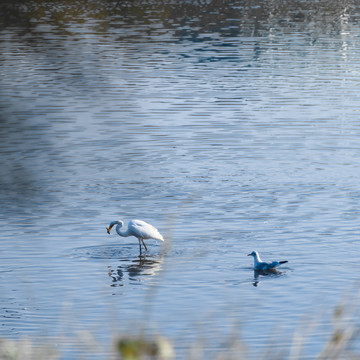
[248, 251, 288, 270]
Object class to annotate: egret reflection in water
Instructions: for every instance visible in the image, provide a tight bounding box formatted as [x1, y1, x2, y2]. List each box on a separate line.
[108, 256, 164, 287]
[70, 244, 164, 286]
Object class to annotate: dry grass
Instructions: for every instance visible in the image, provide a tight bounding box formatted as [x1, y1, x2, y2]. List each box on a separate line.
[2, 290, 360, 360]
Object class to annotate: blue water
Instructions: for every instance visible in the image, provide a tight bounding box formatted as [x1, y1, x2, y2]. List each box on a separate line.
[1, 1, 360, 358]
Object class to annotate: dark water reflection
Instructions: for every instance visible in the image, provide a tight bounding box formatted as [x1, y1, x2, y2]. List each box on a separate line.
[108, 257, 163, 286]
[1, 0, 357, 35]
[2, 0, 360, 358]
[251, 268, 287, 287]
[71, 244, 164, 286]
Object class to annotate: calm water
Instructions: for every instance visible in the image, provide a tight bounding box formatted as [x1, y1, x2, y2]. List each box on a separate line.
[1, 1, 360, 358]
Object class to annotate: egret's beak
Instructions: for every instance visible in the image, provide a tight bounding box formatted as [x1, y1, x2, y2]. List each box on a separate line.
[106, 225, 114, 234]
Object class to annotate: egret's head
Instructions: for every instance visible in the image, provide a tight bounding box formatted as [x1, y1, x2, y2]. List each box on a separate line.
[106, 220, 123, 234]
[247, 251, 258, 257]
[106, 221, 117, 234]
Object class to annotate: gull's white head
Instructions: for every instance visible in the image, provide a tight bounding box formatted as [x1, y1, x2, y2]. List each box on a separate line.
[247, 251, 259, 258]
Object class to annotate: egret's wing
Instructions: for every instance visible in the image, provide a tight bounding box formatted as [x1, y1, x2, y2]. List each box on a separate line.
[129, 219, 164, 241]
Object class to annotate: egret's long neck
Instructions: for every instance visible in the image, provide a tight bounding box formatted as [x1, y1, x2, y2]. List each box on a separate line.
[115, 222, 131, 237]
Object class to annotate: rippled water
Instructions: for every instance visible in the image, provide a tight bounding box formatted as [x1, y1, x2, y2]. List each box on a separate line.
[2, 1, 360, 358]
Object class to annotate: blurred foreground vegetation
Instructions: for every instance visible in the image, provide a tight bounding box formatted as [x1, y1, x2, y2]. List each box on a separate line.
[1, 292, 360, 360]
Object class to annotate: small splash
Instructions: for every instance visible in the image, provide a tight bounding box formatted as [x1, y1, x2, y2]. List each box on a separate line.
[68, 244, 141, 260]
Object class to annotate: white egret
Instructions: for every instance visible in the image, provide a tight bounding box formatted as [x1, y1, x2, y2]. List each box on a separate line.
[248, 251, 288, 270]
[106, 219, 164, 256]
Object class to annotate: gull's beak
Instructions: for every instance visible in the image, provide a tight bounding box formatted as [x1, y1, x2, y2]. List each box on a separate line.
[106, 225, 114, 234]
[247, 254, 251, 256]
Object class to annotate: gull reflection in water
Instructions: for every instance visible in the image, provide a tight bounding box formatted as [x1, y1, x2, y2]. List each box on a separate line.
[252, 268, 284, 287]
[108, 255, 163, 287]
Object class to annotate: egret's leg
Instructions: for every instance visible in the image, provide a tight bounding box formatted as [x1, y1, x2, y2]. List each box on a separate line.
[138, 239, 142, 256]
[141, 238, 148, 251]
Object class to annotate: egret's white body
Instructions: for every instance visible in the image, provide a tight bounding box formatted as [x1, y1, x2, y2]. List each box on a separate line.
[248, 251, 288, 270]
[106, 219, 164, 255]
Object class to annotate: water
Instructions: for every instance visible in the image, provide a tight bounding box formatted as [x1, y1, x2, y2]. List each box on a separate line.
[1, 1, 360, 358]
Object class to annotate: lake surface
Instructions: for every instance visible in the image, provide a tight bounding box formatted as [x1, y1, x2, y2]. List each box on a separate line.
[1, 1, 360, 358]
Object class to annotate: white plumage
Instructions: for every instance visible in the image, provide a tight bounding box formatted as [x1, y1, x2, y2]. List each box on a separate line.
[248, 251, 288, 270]
[106, 219, 164, 255]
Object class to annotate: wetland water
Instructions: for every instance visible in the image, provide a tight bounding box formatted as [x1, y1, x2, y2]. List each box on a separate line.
[1, 1, 360, 358]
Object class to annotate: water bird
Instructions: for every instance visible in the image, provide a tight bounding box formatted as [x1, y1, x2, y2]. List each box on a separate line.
[106, 219, 164, 256]
[248, 251, 288, 270]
